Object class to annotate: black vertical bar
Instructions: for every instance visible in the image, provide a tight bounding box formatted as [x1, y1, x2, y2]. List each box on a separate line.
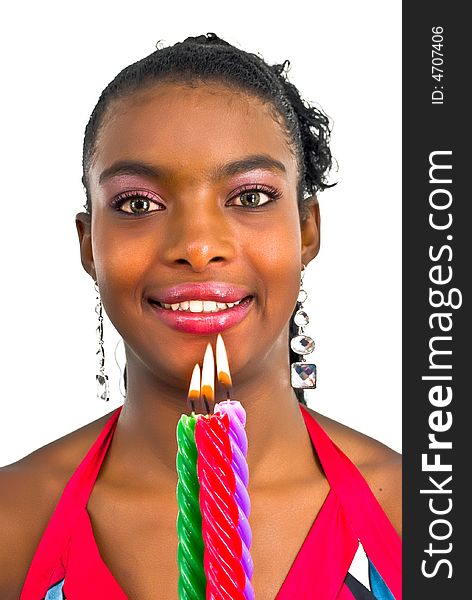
[403, 3, 469, 599]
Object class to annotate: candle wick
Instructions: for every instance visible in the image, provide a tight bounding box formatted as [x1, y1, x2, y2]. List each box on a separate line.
[202, 393, 211, 415]
[226, 388, 231, 401]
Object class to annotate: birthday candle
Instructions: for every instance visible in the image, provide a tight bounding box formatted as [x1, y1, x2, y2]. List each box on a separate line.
[176, 365, 206, 600]
[197, 342, 246, 600]
[214, 335, 254, 600]
[214, 401, 254, 600]
[195, 411, 246, 600]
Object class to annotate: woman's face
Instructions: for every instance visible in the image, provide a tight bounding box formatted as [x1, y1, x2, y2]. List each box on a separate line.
[76, 81, 319, 391]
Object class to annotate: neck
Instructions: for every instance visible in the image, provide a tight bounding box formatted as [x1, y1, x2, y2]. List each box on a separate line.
[105, 340, 319, 491]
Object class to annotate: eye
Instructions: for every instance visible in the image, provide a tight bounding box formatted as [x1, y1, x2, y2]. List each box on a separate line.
[111, 190, 164, 215]
[227, 184, 281, 209]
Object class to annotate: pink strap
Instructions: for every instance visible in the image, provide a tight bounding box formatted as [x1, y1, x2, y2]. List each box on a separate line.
[276, 490, 359, 599]
[20, 407, 123, 599]
[299, 405, 402, 600]
[62, 510, 127, 599]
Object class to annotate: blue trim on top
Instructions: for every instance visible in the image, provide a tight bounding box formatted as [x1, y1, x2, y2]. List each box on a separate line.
[368, 559, 395, 600]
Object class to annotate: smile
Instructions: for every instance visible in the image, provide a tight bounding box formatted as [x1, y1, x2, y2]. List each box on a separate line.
[155, 298, 246, 312]
[148, 296, 253, 334]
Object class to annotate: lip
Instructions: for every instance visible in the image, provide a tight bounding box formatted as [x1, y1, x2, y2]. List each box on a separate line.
[148, 282, 253, 304]
[148, 296, 254, 334]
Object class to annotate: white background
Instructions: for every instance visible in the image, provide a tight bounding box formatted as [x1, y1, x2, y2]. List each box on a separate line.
[0, 0, 401, 466]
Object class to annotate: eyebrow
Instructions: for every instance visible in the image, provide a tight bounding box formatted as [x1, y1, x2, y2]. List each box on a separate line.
[98, 154, 287, 185]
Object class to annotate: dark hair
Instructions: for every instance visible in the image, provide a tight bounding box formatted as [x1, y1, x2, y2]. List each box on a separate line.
[84, 33, 335, 405]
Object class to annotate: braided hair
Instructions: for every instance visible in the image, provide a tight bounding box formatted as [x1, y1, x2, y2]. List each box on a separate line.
[82, 33, 335, 405]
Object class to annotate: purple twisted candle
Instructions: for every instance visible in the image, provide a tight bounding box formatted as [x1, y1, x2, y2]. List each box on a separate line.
[214, 400, 254, 600]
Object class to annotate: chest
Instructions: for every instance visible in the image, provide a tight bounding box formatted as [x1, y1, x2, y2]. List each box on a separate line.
[87, 478, 329, 600]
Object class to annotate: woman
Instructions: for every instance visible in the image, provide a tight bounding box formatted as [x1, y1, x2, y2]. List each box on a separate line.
[0, 34, 401, 599]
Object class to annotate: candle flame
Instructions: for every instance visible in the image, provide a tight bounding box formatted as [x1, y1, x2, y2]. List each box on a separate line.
[216, 334, 232, 397]
[201, 343, 215, 409]
[187, 363, 201, 413]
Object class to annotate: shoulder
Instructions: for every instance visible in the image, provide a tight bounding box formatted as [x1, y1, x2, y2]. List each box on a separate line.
[303, 406, 402, 537]
[0, 409, 117, 598]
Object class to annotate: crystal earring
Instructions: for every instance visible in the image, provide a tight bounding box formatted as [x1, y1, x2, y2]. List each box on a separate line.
[94, 281, 110, 402]
[290, 264, 317, 389]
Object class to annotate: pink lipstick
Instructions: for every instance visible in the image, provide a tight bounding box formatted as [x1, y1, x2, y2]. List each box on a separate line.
[146, 282, 254, 335]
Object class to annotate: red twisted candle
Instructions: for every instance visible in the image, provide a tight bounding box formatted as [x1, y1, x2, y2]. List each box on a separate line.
[195, 411, 246, 600]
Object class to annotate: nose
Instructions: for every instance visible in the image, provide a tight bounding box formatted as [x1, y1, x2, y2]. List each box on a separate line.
[159, 199, 238, 272]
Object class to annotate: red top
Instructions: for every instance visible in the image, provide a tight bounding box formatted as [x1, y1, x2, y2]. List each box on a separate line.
[19, 405, 401, 599]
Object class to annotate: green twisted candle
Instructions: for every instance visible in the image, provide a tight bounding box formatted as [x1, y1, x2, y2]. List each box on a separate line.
[176, 413, 206, 600]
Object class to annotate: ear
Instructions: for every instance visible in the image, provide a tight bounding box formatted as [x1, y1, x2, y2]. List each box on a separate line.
[300, 196, 320, 266]
[75, 211, 96, 281]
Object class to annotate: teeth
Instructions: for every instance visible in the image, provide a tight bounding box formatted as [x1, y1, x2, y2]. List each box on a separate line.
[189, 300, 203, 313]
[159, 298, 244, 312]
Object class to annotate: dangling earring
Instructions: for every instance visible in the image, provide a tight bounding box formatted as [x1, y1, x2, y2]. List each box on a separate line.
[95, 281, 110, 402]
[290, 264, 317, 389]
